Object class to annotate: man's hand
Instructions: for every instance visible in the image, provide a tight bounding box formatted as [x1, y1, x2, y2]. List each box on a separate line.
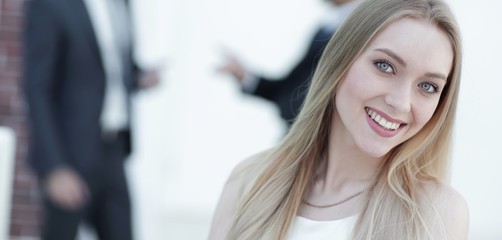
[44, 167, 89, 210]
[217, 53, 246, 83]
[138, 70, 160, 90]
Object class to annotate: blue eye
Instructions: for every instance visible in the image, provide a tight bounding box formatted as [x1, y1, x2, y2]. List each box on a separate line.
[375, 60, 394, 74]
[418, 82, 438, 94]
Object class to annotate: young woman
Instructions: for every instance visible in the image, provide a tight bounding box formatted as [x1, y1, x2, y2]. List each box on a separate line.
[209, 0, 469, 239]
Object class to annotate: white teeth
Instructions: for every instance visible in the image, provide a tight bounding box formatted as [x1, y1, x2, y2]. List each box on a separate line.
[366, 109, 401, 130]
[379, 118, 387, 126]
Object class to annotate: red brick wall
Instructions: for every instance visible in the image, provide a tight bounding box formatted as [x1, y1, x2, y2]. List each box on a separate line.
[0, 0, 42, 238]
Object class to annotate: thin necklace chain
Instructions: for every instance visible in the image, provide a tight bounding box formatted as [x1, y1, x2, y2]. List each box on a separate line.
[302, 188, 367, 208]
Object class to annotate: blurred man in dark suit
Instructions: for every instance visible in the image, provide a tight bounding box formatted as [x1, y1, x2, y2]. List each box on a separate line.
[23, 0, 158, 239]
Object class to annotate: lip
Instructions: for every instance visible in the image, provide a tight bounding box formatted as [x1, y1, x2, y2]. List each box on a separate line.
[365, 107, 406, 138]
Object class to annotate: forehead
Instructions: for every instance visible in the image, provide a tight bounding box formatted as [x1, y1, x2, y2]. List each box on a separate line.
[364, 18, 454, 77]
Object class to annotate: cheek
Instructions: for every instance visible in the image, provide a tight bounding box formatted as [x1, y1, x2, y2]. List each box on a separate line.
[413, 100, 440, 130]
[339, 66, 373, 98]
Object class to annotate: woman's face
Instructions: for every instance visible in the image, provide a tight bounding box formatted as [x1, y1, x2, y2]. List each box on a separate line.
[333, 18, 453, 158]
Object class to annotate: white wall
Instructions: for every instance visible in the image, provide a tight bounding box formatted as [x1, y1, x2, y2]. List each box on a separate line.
[448, 1, 502, 239]
[0, 127, 15, 240]
[129, 0, 502, 239]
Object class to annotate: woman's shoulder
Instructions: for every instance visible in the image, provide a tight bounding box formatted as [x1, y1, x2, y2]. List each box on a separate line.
[420, 180, 470, 239]
[227, 149, 274, 185]
[208, 149, 274, 240]
[420, 180, 468, 212]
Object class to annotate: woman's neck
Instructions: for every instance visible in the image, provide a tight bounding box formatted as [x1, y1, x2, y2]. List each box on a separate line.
[317, 124, 383, 195]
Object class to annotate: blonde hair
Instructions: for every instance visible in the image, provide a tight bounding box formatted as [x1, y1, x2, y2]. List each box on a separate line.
[226, 0, 462, 239]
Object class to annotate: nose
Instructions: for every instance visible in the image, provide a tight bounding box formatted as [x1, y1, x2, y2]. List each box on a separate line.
[384, 83, 412, 113]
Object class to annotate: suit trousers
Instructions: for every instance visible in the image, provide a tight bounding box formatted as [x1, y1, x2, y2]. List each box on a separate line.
[41, 131, 132, 240]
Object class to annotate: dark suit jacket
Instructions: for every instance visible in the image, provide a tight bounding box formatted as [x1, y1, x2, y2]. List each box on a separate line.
[249, 28, 334, 125]
[23, 0, 139, 181]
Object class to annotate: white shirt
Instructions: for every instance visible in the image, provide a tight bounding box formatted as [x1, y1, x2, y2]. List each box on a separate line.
[287, 215, 357, 240]
[83, 0, 130, 132]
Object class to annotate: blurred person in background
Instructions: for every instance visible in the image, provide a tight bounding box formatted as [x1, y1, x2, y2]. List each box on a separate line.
[209, 0, 469, 239]
[22, 0, 158, 239]
[219, 0, 361, 127]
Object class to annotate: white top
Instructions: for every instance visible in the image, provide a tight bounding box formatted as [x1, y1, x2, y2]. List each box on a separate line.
[287, 215, 357, 240]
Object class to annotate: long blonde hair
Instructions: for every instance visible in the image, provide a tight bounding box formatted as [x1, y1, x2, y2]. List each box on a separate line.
[226, 0, 462, 239]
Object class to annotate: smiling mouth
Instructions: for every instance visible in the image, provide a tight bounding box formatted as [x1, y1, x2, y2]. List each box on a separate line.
[365, 108, 403, 131]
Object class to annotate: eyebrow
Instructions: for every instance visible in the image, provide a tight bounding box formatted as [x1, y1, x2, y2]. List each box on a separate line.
[375, 48, 406, 67]
[374, 48, 447, 82]
[424, 72, 447, 82]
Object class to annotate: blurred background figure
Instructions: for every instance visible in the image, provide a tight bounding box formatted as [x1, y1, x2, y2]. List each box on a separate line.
[22, 0, 158, 239]
[218, 0, 361, 127]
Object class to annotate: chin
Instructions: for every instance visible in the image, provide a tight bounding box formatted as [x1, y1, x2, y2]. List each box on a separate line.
[358, 142, 395, 159]
[364, 150, 388, 159]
